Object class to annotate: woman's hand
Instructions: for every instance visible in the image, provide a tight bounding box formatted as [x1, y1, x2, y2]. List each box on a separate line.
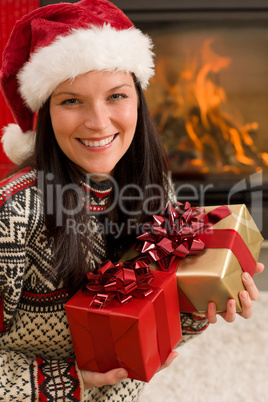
[157, 350, 178, 372]
[81, 368, 128, 390]
[81, 351, 178, 388]
[206, 262, 264, 324]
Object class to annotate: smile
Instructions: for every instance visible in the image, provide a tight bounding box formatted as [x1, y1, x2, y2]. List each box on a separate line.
[79, 134, 117, 148]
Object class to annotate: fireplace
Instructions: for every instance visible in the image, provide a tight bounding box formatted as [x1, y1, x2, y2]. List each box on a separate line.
[144, 29, 267, 177]
[113, 0, 268, 237]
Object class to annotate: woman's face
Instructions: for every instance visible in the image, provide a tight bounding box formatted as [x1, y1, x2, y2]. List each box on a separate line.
[50, 70, 138, 177]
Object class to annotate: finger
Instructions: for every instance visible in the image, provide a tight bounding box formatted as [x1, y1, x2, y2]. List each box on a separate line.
[242, 272, 260, 301]
[222, 299, 236, 323]
[206, 302, 217, 324]
[158, 351, 178, 371]
[254, 262, 264, 275]
[239, 290, 253, 319]
[81, 368, 128, 389]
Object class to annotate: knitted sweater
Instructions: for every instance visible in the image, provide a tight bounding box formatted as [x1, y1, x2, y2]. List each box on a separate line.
[0, 168, 209, 401]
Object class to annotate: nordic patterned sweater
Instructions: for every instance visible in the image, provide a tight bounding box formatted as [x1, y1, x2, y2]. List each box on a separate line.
[0, 168, 209, 401]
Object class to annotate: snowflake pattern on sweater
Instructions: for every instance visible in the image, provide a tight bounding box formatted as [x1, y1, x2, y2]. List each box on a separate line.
[0, 168, 208, 401]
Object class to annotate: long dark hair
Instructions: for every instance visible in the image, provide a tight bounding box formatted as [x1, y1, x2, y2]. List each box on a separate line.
[10, 80, 169, 292]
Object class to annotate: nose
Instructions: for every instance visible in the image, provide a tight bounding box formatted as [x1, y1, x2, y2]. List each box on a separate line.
[83, 102, 110, 132]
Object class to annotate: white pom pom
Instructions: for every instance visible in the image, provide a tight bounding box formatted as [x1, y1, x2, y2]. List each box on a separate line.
[1, 124, 35, 165]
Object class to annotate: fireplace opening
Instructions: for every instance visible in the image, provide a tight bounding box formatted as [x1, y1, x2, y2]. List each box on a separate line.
[139, 22, 268, 181]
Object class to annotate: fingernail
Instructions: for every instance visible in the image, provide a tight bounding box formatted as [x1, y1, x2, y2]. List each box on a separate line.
[230, 299, 236, 308]
[209, 302, 216, 313]
[117, 369, 128, 379]
[240, 291, 249, 300]
[243, 272, 251, 281]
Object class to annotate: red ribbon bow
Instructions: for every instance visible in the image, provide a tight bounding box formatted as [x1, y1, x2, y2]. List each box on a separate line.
[85, 260, 154, 308]
[136, 202, 210, 270]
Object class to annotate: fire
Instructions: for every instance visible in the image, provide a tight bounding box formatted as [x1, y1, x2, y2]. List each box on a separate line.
[146, 38, 267, 174]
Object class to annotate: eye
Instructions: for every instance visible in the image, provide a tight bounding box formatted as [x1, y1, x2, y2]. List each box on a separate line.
[61, 98, 79, 105]
[109, 93, 127, 101]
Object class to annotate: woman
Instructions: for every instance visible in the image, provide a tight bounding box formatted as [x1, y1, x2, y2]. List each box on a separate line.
[0, 0, 263, 400]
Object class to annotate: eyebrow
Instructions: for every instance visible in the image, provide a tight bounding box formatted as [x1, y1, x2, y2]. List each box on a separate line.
[107, 84, 132, 93]
[52, 84, 132, 98]
[52, 91, 80, 98]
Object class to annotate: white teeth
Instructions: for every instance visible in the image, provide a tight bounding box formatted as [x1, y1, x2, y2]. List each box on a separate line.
[80, 135, 115, 147]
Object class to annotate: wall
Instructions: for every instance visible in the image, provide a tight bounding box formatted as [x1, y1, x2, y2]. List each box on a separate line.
[0, 0, 40, 179]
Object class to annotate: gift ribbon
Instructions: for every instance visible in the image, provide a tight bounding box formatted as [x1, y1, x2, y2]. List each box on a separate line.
[84, 260, 154, 308]
[206, 205, 231, 225]
[87, 309, 119, 372]
[199, 228, 256, 277]
[136, 203, 232, 270]
[168, 228, 256, 277]
[153, 287, 172, 365]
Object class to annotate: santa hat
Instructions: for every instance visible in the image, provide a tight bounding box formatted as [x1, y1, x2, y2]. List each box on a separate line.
[0, 0, 154, 164]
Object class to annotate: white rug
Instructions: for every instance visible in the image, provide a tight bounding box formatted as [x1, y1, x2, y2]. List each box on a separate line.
[139, 291, 268, 402]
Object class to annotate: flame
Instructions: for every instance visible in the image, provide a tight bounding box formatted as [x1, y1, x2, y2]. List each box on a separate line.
[146, 38, 267, 174]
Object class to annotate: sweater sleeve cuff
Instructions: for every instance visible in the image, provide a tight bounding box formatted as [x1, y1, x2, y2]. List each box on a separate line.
[180, 312, 209, 335]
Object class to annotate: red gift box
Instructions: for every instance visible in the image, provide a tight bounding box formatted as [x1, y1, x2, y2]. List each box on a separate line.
[65, 270, 182, 382]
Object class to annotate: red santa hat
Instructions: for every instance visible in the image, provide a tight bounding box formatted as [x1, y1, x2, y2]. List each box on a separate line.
[0, 0, 154, 164]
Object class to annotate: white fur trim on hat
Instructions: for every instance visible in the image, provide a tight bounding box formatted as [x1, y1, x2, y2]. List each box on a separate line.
[1, 124, 35, 165]
[18, 24, 154, 112]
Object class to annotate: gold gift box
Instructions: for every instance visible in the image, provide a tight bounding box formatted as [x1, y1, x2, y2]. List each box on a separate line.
[175, 204, 263, 312]
[122, 204, 263, 313]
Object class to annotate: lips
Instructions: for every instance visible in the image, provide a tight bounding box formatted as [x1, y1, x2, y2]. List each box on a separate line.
[79, 134, 117, 148]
